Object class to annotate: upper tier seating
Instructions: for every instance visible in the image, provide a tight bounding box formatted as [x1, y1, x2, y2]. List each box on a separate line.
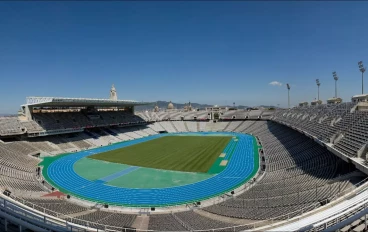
[271, 103, 368, 158]
[31, 111, 145, 132]
[0, 117, 26, 136]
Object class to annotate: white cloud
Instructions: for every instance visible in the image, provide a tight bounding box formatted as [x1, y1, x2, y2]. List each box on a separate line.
[269, 81, 282, 86]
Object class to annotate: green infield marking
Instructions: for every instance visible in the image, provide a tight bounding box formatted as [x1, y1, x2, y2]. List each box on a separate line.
[106, 168, 214, 188]
[89, 136, 231, 173]
[207, 136, 239, 174]
[73, 157, 131, 181]
[73, 157, 215, 188]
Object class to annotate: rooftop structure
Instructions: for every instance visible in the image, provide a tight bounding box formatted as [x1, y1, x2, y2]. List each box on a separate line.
[327, 97, 343, 104]
[311, 99, 322, 106]
[299, 102, 308, 107]
[352, 94, 368, 103]
[167, 101, 174, 110]
[109, 84, 118, 101]
[20, 96, 152, 121]
[23, 96, 150, 107]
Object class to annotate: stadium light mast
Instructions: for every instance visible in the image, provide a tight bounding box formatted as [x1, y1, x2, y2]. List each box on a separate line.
[316, 79, 320, 101]
[332, 71, 338, 98]
[358, 61, 366, 94]
[286, 84, 290, 108]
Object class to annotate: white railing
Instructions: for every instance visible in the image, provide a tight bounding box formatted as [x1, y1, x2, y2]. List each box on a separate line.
[2, 193, 140, 232]
[311, 199, 368, 231]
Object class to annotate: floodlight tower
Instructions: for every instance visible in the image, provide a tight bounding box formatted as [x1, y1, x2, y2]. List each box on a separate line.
[332, 71, 338, 98]
[358, 61, 366, 94]
[316, 79, 321, 101]
[286, 84, 290, 108]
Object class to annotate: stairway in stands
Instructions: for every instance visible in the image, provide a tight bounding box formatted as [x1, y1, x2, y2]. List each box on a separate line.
[132, 215, 149, 230]
[184, 121, 190, 132]
[103, 128, 118, 136]
[170, 121, 179, 132]
[222, 121, 231, 131]
[233, 121, 247, 131]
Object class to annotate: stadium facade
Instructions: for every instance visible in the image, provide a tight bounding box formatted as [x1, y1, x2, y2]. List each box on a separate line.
[0, 86, 368, 231]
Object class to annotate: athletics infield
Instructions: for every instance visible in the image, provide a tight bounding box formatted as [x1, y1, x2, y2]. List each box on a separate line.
[41, 132, 260, 207]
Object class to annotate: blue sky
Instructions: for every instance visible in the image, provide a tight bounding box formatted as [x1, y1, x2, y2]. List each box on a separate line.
[1, 1, 367, 113]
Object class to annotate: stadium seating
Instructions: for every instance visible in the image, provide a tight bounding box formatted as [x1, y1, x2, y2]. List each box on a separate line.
[28, 111, 146, 132]
[199, 121, 207, 131]
[23, 198, 88, 216]
[158, 121, 177, 133]
[272, 103, 354, 141]
[272, 103, 368, 161]
[0, 117, 26, 136]
[20, 120, 44, 133]
[202, 121, 353, 220]
[148, 214, 188, 231]
[204, 121, 229, 131]
[174, 210, 235, 230]
[233, 120, 255, 132]
[185, 121, 198, 132]
[224, 121, 243, 132]
[0, 108, 365, 232]
[0, 143, 39, 173]
[175, 211, 234, 230]
[171, 121, 188, 132]
[73, 210, 136, 230]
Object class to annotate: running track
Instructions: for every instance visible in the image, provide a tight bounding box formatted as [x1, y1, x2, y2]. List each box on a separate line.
[45, 132, 257, 207]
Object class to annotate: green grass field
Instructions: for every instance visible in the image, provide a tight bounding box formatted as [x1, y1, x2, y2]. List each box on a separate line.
[90, 136, 231, 173]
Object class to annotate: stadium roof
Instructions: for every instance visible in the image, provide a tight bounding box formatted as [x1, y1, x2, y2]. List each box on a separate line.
[23, 97, 153, 107]
[352, 94, 368, 99]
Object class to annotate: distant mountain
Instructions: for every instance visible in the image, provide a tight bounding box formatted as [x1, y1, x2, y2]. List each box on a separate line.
[0, 114, 15, 117]
[135, 101, 259, 111]
[258, 105, 276, 109]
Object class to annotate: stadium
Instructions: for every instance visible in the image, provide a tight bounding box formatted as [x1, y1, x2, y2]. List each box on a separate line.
[0, 83, 368, 232]
[3, 2, 368, 232]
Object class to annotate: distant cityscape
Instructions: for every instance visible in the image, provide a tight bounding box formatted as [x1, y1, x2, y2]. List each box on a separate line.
[135, 100, 275, 111]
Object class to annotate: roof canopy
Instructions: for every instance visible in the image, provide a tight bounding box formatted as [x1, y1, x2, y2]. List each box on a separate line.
[23, 97, 152, 108]
[352, 94, 368, 99]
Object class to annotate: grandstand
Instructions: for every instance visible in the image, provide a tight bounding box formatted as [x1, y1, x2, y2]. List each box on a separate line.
[0, 90, 368, 232]
[271, 98, 368, 175]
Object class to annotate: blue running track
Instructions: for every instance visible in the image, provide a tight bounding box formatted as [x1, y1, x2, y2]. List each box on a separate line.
[45, 132, 257, 207]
